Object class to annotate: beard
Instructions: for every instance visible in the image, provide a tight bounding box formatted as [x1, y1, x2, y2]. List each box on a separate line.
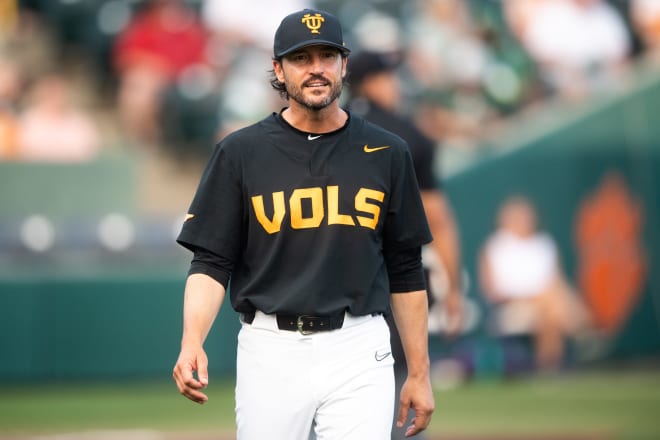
[285, 75, 343, 111]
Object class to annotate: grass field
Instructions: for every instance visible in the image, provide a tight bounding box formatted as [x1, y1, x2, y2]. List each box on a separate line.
[1, 368, 659, 439]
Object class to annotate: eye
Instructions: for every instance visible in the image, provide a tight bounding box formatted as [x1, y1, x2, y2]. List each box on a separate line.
[290, 53, 308, 63]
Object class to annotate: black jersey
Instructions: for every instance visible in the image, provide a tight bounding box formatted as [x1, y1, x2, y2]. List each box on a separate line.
[177, 111, 432, 316]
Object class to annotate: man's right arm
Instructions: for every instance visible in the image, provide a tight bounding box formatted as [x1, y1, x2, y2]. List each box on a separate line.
[172, 273, 225, 404]
[420, 189, 463, 336]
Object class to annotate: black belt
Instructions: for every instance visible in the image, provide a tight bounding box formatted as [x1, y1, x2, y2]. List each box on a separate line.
[242, 311, 345, 334]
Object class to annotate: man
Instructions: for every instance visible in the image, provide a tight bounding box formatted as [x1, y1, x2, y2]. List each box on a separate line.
[479, 195, 591, 372]
[347, 51, 463, 439]
[172, 9, 435, 440]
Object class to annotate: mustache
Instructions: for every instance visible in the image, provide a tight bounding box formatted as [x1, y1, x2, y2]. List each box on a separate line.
[303, 75, 330, 87]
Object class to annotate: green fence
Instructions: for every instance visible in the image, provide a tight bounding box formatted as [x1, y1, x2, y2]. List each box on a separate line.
[0, 277, 239, 381]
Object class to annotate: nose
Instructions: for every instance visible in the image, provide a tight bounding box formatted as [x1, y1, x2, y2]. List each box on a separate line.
[309, 54, 325, 73]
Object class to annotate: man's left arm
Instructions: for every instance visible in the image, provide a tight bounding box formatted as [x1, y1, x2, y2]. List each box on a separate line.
[390, 290, 435, 438]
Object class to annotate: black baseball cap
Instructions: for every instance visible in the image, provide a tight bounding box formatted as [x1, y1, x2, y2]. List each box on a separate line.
[348, 51, 402, 86]
[274, 9, 351, 59]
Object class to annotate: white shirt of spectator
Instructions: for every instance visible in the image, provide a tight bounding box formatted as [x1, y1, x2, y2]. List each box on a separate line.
[484, 230, 559, 299]
[523, 0, 630, 69]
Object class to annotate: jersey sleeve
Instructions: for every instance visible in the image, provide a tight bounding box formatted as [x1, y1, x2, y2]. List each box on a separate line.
[176, 142, 244, 264]
[384, 245, 427, 293]
[383, 145, 433, 251]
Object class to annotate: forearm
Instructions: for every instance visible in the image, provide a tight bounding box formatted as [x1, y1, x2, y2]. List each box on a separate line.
[173, 273, 225, 404]
[390, 290, 431, 377]
[421, 190, 462, 293]
[181, 273, 226, 347]
[431, 225, 461, 293]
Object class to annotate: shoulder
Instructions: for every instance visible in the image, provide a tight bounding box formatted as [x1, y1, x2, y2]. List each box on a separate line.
[221, 114, 275, 144]
[348, 111, 409, 154]
[213, 114, 277, 155]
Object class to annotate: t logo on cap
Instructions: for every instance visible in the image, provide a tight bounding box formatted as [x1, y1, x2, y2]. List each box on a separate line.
[273, 9, 350, 59]
[302, 13, 324, 34]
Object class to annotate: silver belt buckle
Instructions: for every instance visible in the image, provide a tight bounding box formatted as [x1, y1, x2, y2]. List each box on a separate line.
[297, 315, 314, 335]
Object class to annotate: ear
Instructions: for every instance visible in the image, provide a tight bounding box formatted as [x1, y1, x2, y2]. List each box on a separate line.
[273, 59, 285, 83]
[341, 56, 348, 79]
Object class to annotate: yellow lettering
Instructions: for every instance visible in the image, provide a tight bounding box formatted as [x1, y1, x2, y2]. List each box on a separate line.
[252, 186, 385, 233]
[355, 188, 384, 230]
[290, 187, 324, 229]
[252, 191, 286, 234]
[327, 185, 355, 226]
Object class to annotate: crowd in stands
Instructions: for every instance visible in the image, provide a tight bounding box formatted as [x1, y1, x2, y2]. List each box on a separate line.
[0, 0, 659, 164]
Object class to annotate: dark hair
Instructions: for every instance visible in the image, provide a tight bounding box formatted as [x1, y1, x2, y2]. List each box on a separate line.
[269, 61, 288, 100]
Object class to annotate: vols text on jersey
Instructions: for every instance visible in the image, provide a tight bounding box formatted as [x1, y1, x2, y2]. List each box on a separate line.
[251, 185, 385, 234]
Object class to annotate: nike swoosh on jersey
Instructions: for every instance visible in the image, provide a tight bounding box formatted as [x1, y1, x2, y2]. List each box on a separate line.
[363, 144, 391, 153]
[308, 134, 322, 140]
[375, 350, 392, 361]
[185, 213, 195, 222]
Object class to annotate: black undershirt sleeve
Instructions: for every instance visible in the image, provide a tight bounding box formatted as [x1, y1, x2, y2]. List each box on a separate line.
[187, 246, 234, 289]
[384, 246, 427, 293]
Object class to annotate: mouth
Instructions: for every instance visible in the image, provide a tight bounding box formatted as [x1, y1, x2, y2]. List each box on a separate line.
[304, 78, 329, 89]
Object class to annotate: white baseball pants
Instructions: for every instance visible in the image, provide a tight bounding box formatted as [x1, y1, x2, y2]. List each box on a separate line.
[235, 311, 395, 440]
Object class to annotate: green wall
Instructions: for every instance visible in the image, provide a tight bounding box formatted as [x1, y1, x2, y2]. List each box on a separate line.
[0, 157, 136, 220]
[0, 277, 239, 381]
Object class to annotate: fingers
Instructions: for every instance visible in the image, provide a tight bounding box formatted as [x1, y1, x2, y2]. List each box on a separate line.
[197, 356, 209, 388]
[400, 405, 433, 437]
[396, 400, 409, 430]
[172, 351, 209, 404]
[397, 379, 435, 437]
[403, 409, 433, 437]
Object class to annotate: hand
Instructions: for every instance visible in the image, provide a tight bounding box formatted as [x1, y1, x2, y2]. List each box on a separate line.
[396, 375, 435, 437]
[172, 344, 209, 404]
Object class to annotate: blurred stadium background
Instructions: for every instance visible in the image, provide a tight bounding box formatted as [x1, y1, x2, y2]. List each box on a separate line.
[1, 0, 659, 439]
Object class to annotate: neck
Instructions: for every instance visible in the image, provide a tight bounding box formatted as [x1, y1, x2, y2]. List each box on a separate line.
[282, 101, 347, 134]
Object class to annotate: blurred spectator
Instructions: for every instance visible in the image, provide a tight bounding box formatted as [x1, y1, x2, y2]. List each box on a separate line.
[467, 1, 548, 111]
[0, 106, 18, 159]
[0, 0, 19, 41]
[401, 0, 534, 149]
[347, 50, 464, 439]
[412, 90, 484, 151]
[1, 1, 55, 82]
[202, 0, 309, 54]
[405, 0, 489, 92]
[504, 0, 632, 101]
[200, 0, 309, 136]
[16, 73, 100, 162]
[630, 0, 660, 56]
[478, 196, 591, 372]
[351, 10, 404, 54]
[0, 55, 23, 159]
[112, 0, 213, 150]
